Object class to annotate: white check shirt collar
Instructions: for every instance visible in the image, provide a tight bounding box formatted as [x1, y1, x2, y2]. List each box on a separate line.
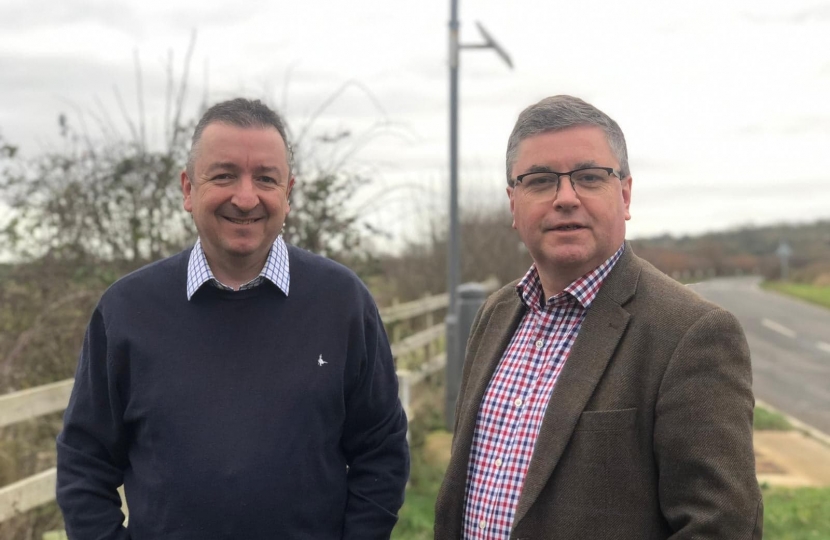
[186, 236, 290, 300]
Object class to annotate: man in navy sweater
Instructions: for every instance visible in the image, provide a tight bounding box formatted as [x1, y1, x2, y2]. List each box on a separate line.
[56, 98, 409, 539]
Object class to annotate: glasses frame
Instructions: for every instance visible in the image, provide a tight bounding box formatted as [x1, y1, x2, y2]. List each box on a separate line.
[512, 166, 621, 191]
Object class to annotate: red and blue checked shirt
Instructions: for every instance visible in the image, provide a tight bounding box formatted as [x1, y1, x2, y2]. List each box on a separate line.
[462, 244, 625, 539]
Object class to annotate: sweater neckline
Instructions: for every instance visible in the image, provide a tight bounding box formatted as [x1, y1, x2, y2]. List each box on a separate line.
[195, 282, 282, 302]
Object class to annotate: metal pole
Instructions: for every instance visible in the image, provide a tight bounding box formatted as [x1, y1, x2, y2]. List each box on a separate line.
[445, 0, 462, 431]
[445, 1, 511, 430]
[448, 0, 460, 317]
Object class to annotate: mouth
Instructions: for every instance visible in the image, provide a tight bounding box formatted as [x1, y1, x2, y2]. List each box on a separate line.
[549, 224, 585, 232]
[222, 216, 263, 225]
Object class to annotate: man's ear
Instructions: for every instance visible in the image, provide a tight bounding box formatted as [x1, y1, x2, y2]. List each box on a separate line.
[622, 175, 632, 221]
[286, 176, 295, 198]
[181, 170, 193, 213]
[284, 176, 295, 214]
[507, 186, 517, 229]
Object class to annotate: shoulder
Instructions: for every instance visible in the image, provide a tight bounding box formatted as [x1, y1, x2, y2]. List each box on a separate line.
[631, 254, 723, 317]
[100, 249, 190, 308]
[618, 253, 744, 343]
[287, 244, 364, 286]
[287, 245, 375, 306]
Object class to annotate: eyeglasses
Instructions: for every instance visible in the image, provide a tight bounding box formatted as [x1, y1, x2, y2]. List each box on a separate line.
[512, 167, 621, 200]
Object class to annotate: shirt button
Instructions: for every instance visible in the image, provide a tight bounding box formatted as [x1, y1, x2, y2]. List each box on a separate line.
[479, 520, 487, 530]
[514, 398, 523, 407]
[495, 458, 503, 467]
[535, 339, 544, 349]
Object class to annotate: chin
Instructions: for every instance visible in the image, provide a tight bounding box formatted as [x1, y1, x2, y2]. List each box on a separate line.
[545, 244, 592, 264]
[222, 243, 264, 259]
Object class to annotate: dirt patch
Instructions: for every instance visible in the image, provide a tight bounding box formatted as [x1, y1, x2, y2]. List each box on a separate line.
[755, 431, 830, 487]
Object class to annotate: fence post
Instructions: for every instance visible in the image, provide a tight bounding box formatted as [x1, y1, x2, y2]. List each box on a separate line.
[398, 369, 412, 444]
[445, 282, 487, 431]
[424, 291, 434, 363]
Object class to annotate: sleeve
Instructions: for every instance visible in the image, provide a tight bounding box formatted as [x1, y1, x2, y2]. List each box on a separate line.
[654, 308, 764, 539]
[341, 300, 410, 540]
[56, 305, 131, 540]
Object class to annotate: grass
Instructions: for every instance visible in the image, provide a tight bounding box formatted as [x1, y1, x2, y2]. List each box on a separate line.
[755, 406, 794, 431]
[754, 406, 830, 538]
[392, 454, 447, 540]
[392, 377, 449, 540]
[762, 281, 830, 311]
[762, 485, 830, 539]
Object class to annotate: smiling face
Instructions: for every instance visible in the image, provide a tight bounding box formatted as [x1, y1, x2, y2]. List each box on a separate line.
[508, 125, 632, 294]
[181, 122, 293, 280]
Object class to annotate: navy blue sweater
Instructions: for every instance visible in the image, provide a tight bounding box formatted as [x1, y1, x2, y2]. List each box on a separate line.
[57, 246, 409, 540]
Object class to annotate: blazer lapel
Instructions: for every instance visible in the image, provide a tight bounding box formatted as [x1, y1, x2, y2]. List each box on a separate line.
[447, 296, 524, 519]
[453, 296, 525, 458]
[512, 249, 640, 526]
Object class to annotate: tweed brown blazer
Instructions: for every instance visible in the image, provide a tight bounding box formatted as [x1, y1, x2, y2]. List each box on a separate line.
[434, 246, 763, 540]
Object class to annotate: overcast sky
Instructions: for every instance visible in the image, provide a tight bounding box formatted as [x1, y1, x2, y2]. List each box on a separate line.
[1, 0, 829, 252]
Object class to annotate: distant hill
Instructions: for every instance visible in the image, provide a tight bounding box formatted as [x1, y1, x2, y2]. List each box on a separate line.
[630, 220, 830, 283]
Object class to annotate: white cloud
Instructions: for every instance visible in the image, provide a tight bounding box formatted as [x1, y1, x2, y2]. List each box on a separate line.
[0, 0, 828, 251]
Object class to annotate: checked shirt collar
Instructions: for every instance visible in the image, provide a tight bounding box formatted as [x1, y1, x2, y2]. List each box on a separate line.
[186, 236, 290, 300]
[517, 243, 625, 311]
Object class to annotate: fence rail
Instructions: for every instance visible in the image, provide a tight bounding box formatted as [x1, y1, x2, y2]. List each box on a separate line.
[0, 469, 57, 523]
[379, 293, 450, 324]
[0, 379, 74, 429]
[0, 278, 498, 529]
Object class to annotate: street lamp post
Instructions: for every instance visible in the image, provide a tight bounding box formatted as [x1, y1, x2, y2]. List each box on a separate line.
[445, 0, 512, 428]
[448, 0, 461, 317]
[776, 241, 792, 281]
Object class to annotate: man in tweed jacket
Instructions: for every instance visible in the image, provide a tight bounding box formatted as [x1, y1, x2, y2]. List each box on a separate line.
[434, 95, 762, 539]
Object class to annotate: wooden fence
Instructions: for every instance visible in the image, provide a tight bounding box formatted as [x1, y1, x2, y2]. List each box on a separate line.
[0, 278, 498, 530]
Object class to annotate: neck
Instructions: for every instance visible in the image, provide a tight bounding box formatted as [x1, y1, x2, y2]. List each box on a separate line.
[537, 270, 574, 301]
[205, 253, 267, 291]
[535, 260, 589, 300]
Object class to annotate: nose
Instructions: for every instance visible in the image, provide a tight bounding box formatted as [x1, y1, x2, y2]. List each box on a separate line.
[553, 175, 580, 210]
[231, 176, 259, 212]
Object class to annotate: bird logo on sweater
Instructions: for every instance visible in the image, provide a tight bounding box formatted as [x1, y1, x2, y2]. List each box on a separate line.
[318, 354, 327, 367]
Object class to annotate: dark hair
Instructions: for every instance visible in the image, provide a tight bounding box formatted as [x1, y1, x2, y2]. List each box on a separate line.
[505, 95, 629, 185]
[186, 98, 292, 176]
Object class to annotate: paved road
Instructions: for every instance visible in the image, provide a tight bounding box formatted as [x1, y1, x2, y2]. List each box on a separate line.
[689, 277, 830, 434]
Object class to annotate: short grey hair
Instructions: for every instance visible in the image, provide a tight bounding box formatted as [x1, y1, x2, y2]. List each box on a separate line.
[186, 98, 292, 177]
[505, 95, 629, 185]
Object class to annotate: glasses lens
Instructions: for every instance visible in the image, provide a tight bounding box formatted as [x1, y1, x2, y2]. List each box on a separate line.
[521, 173, 558, 195]
[572, 168, 611, 194]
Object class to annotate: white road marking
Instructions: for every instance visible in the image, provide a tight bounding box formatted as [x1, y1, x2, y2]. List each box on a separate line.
[761, 318, 797, 339]
[817, 342, 830, 354]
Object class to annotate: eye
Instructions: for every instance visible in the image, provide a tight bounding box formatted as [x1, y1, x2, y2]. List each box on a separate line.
[525, 174, 558, 188]
[211, 173, 234, 181]
[258, 176, 277, 184]
[573, 169, 607, 184]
